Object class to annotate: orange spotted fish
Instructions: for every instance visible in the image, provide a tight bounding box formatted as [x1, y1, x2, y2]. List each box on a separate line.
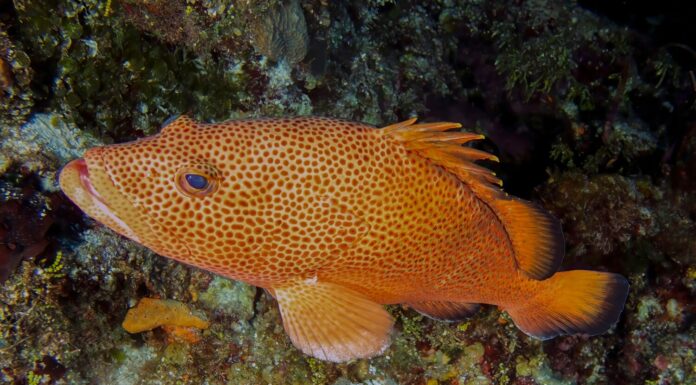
[59, 116, 628, 362]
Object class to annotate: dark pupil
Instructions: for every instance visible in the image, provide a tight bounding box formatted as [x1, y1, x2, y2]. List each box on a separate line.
[185, 174, 208, 190]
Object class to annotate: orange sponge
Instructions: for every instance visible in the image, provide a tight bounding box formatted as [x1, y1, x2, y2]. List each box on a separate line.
[122, 297, 209, 333]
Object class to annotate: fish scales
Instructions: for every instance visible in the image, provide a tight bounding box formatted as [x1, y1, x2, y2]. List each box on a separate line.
[60, 116, 629, 362]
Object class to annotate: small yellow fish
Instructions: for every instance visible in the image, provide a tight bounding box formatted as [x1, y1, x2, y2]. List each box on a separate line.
[60, 116, 628, 362]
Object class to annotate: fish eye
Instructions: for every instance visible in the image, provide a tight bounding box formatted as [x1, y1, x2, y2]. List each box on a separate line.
[175, 165, 219, 198]
[185, 174, 209, 190]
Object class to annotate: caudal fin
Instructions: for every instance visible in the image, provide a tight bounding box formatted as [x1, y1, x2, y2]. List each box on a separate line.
[506, 270, 629, 340]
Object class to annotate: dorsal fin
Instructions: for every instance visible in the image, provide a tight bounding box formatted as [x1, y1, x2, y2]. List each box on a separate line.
[484, 197, 565, 279]
[381, 118, 502, 188]
[382, 118, 564, 280]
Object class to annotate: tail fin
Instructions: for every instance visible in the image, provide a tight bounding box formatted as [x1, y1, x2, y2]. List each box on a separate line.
[506, 270, 629, 340]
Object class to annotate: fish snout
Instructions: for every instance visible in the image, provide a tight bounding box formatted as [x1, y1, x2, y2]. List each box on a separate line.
[58, 152, 144, 244]
[58, 158, 87, 197]
[59, 157, 106, 203]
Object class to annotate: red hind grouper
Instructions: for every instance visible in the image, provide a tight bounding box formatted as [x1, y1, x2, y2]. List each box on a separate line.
[59, 116, 629, 362]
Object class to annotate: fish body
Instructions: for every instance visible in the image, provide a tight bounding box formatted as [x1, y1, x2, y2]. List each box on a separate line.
[60, 116, 628, 362]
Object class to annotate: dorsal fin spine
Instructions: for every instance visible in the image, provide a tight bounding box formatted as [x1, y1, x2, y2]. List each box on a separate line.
[393, 131, 484, 144]
[381, 118, 418, 134]
[381, 118, 502, 191]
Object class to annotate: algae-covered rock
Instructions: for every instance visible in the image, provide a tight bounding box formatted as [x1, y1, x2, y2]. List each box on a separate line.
[251, 0, 309, 64]
[0, 24, 34, 127]
[199, 276, 256, 322]
[539, 173, 696, 269]
[11, 0, 272, 139]
[0, 113, 101, 173]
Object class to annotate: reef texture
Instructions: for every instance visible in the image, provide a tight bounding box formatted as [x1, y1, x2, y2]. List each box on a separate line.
[1, 0, 694, 384]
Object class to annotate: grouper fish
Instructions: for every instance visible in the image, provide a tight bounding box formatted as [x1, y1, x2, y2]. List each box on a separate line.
[59, 116, 629, 362]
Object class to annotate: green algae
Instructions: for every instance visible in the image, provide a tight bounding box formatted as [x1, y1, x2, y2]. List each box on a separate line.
[637, 296, 664, 323]
[515, 355, 573, 385]
[198, 276, 256, 322]
[1, 113, 101, 174]
[105, 343, 158, 385]
[251, 0, 309, 64]
[0, 25, 34, 127]
[12, 0, 273, 139]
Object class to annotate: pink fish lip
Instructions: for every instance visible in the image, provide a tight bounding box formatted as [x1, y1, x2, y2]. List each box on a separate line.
[61, 157, 112, 221]
[61, 156, 143, 244]
[72, 158, 105, 203]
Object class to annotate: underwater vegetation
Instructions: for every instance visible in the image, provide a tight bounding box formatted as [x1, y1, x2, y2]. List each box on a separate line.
[0, 0, 694, 384]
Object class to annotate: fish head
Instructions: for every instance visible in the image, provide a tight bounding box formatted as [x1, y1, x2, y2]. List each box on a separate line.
[59, 116, 228, 262]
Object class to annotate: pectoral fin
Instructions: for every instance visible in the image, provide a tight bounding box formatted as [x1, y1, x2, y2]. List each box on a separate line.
[274, 280, 394, 362]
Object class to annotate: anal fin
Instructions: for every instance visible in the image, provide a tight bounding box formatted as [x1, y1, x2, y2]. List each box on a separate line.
[274, 279, 394, 362]
[407, 301, 480, 322]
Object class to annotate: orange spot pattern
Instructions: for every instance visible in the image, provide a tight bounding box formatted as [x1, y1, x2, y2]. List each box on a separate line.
[95, 117, 518, 304]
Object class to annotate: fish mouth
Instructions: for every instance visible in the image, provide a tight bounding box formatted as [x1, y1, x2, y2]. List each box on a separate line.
[59, 155, 142, 243]
[73, 158, 104, 202]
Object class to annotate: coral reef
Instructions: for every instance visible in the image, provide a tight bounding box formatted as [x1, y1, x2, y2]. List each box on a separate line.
[0, 178, 52, 283]
[251, 0, 309, 64]
[0, 23, 34, 127]
[0, 0, 694, 384]
[538, 173, 695, 269]
[1, 113, 102, 174]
